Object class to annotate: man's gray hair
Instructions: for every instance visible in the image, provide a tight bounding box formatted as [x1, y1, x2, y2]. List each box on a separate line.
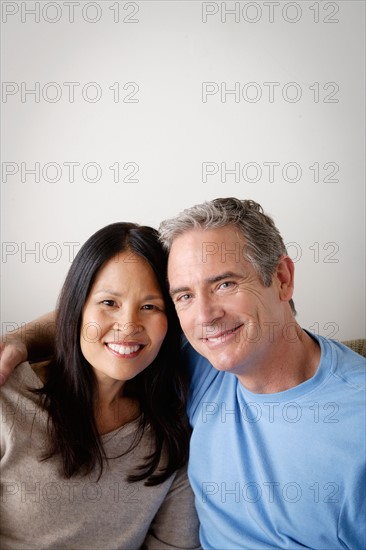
[159, 197, 296, 314]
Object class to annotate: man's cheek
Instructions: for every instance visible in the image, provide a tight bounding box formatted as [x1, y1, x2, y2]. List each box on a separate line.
[179, 317, 192, 336]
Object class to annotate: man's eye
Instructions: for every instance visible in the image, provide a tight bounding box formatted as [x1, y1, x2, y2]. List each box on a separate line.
[176, 294, 191, 303]
[219, 282, 234, 290]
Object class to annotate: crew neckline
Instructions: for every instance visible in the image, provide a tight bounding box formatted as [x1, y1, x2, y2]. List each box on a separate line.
[237, 333, 332, 403]
[20, 362, 143, 440]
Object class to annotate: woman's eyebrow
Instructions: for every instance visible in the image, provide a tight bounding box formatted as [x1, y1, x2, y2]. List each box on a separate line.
[142, 294, 165, 301]
[94, 289, 122, 297]
[94, 289, 163, 301]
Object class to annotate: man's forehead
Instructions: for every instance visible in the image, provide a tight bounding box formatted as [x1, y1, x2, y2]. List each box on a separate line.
[168, 226, 249, 270]
[169, 225, 246, 250]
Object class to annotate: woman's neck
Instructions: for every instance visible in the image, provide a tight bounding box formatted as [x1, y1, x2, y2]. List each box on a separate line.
[95, 380, 140, 435]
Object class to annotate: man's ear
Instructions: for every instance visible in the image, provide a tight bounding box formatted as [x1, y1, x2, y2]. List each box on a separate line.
[275, 255, 295, 302]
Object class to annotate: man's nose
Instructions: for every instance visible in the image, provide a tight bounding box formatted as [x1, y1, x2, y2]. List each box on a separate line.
[195, 294, 225, 331]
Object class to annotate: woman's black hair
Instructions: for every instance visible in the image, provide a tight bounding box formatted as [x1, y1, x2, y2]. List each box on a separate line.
[35, 222, 190, 485]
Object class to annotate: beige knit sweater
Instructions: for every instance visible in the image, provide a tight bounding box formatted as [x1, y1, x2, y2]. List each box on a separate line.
[0, 363, 200, 549]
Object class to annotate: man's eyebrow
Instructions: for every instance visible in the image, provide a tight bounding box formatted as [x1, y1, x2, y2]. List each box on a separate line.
[205, 271, 241, 284]
[169, 285, 190, 298]
[169, 272, 241, 297]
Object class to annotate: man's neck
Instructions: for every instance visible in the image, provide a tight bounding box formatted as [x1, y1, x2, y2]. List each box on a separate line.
[237, 327, 321, 394]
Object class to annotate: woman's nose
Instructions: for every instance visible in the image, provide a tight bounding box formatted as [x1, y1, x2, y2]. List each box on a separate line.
[112, 308, 143, 338]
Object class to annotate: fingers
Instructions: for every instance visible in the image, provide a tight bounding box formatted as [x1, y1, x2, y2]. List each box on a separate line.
[0, 340, 27, 386]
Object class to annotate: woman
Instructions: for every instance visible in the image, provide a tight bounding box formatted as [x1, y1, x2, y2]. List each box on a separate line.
[0, 222, 200, 549]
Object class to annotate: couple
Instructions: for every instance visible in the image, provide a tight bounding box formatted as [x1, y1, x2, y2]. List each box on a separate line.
[1, 197, 365, 549]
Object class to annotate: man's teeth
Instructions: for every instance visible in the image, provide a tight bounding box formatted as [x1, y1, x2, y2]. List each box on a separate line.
[108, 343, 141, 355]
[207, 327, 238, 341]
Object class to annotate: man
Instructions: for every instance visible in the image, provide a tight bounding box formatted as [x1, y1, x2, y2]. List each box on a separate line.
[158, 197, 365, 549]
[1, 198, 365, 549]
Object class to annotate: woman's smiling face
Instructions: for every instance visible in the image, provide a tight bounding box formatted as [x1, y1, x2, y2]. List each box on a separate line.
[80, 251, 168, 387]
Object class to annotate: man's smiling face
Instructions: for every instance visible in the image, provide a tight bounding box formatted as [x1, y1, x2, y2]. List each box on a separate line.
[168, 225, 292, 377]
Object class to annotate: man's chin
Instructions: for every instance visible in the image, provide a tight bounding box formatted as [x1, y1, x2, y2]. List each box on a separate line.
[202, 349, 237, 373]
[190, 341, 240, 373]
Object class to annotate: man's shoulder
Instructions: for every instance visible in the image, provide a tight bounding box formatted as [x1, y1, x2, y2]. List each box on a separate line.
[317, 334, 366, 391]
[181, 337, 216, 381]
[181, 337, 208, 364]
[181, 338, 231, 420]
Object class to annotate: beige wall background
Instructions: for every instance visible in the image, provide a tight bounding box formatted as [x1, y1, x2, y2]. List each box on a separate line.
[1, 0, 365, 340]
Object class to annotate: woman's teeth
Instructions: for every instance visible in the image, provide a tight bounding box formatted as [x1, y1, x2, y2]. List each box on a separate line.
[107, 343, 141, 355]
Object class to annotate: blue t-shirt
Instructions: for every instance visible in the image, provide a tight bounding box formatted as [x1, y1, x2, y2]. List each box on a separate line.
[185, 334, 366, 549]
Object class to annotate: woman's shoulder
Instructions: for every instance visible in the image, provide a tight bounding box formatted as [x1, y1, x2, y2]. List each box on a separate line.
[0, 361, 42, 399]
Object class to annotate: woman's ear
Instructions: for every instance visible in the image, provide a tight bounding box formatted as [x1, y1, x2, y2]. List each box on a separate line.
[275, 255, 295, 302]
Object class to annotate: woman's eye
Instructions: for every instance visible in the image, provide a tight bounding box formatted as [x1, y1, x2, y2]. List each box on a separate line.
[141, 304, 156, 310]
[101, 300, 116, 307]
